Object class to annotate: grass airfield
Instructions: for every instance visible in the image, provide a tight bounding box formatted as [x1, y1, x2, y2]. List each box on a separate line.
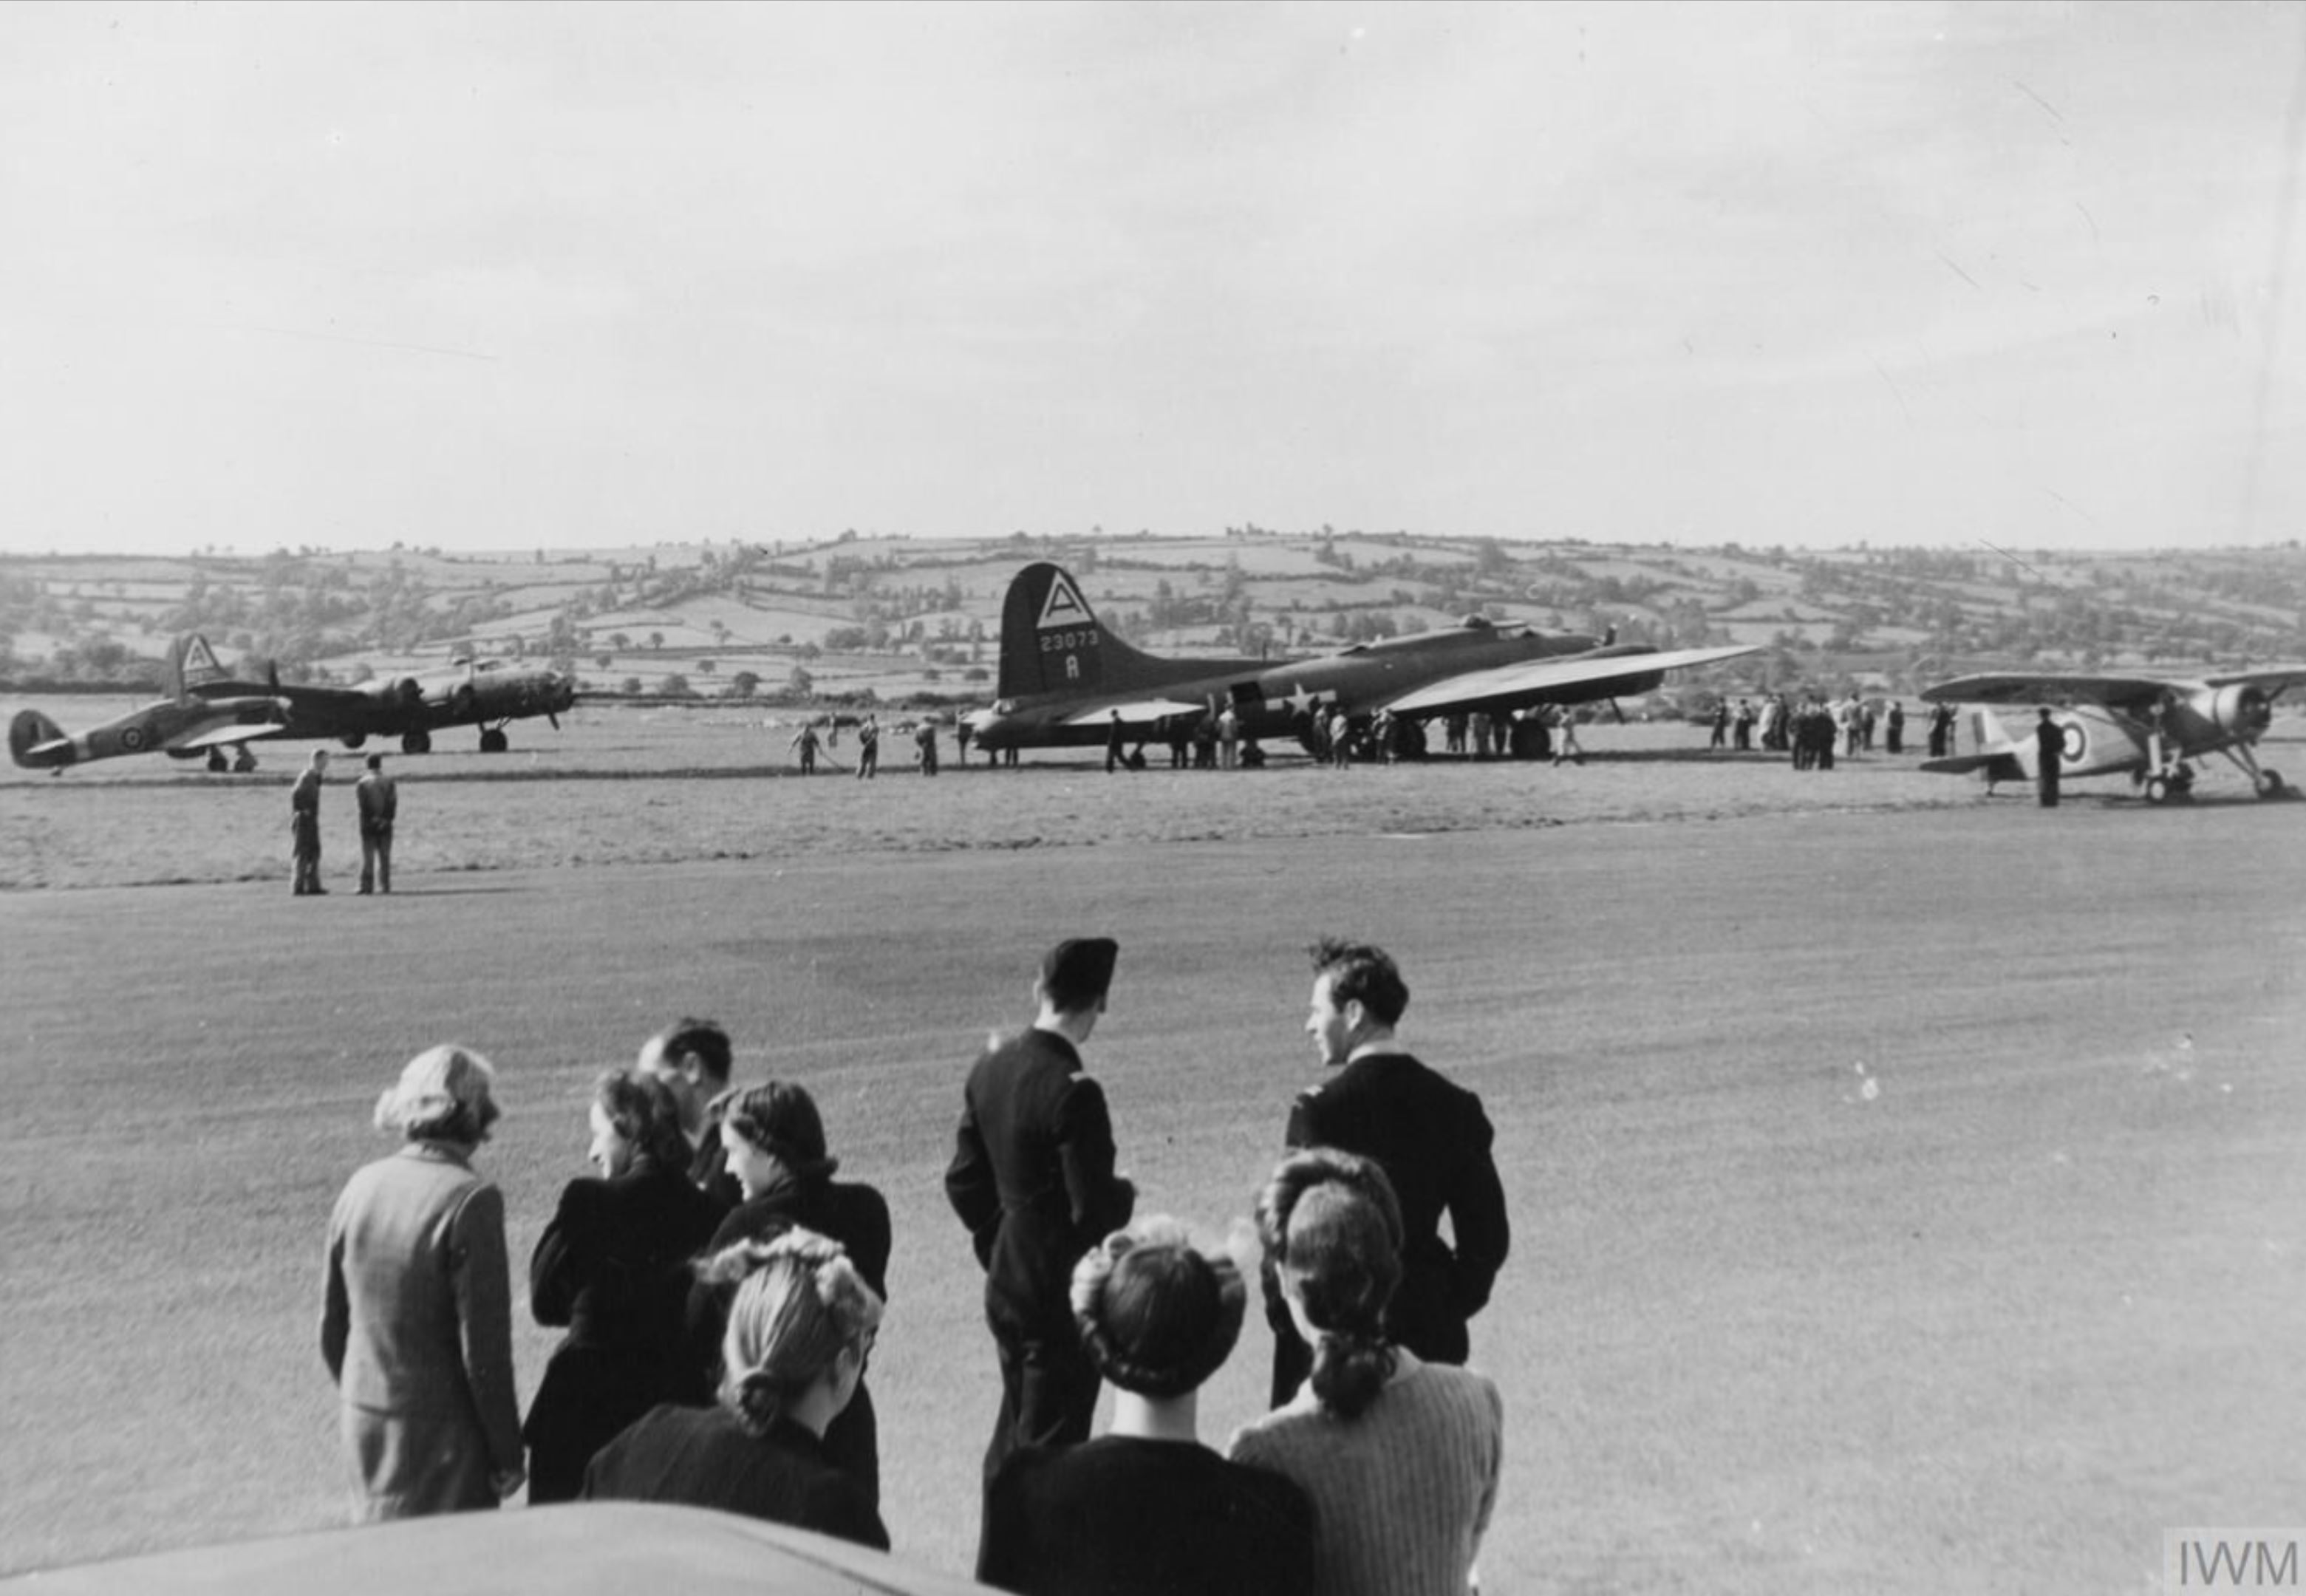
[2, 711, 2304, 1592]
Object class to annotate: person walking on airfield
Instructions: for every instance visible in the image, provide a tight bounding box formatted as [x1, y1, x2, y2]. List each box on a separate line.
[946, 938, 1137, 1487]
[789, 721, 821, 774]
[915, 718, 940, 776]
[355, 753, 397, 895]
[291, 748, 330, 896]
[2035, 708, 2064, 808]
[855, 715, 879, 780]
[1269, 938, 1510, 1408]
[1106, 710, 1128, 774]
[321, 1045, 525, 1521]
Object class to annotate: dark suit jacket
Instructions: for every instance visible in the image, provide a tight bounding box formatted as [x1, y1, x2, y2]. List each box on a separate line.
[1272, 1050, 1510, 1402]
[523, 1155, 726, 1501]
[945, 1026, 1135, 1339]
[320, 1142, 523, 1489]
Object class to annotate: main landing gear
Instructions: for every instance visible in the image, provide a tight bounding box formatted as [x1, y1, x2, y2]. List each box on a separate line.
[206, 746, 259, 774]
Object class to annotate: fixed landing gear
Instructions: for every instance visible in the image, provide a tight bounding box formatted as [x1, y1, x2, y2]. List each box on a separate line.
[402, 730, 431, 755]
[479, 727, 508, 754]
[2255, 767, 2285, 799]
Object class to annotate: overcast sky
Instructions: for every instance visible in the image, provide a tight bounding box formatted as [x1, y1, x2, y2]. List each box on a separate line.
[2, 1, 2301, 558]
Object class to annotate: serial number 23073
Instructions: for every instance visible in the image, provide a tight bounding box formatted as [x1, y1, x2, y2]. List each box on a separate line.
[1040, 631, 1099, 653]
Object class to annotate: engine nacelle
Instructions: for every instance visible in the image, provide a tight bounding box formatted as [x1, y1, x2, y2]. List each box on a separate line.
[366, 676, 423, 707]
[2206, 683, 2272, 738]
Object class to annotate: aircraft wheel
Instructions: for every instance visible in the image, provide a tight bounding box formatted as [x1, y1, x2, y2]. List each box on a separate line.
[2143, 775, 2169, 804]
[341, 734, 366, 751]
[2256, 768, 2284, 799]
[232, 751, 258, 774]
[206, 749, 228, 773]
[479, 728, 509, 754]
[402, 731, 431, 755]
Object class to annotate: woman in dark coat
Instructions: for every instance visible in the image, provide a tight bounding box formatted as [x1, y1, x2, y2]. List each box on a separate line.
[522, 1069, 726, 1503]
[688, 1080, 893, 1504]
[584, 1230, 887, 1549]
[979, 1218, 1316, 1596]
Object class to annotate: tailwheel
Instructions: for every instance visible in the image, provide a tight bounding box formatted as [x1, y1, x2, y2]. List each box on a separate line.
[479, 727, 509, 754]
[2256, 768, 2285, 799]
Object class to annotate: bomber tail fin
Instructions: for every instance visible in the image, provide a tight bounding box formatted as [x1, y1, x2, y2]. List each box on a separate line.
[995, 562, 1193, 702]
[167, 634, 231, 703]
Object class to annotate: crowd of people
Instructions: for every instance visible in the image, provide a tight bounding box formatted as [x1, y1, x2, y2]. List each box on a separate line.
[319, 937, 1510, 1595]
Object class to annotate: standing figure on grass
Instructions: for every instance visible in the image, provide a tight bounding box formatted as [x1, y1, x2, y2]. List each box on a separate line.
[694, 1080, 893, 1507]
[291, 748, 330, 896]
[1229, 1150, 1502, 1596]
[978, 1218, 1316, 1596]
[584, 1230, 888, 1549]
[522, 1069, 724, 1503]
[320, 1045, 525, 1521]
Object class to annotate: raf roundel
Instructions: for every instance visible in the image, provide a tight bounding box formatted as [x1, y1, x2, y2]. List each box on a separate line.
[120, 725, 148, 751]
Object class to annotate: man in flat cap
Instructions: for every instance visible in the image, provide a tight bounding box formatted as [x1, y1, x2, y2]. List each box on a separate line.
[946, 937, 1136, 1494]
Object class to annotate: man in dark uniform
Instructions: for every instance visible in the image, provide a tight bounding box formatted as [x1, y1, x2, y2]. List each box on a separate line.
[1269, 937, 1510, 1408]
[2035, 708, 2063, 808]
[946, 938, 1136, 1488]
[290, 748, 330, 896]
[1105, 710, 1126, 774]
[856, 715, 879, 780]
[355, 753, 397, 894]
[637, 1017, 741, 1210]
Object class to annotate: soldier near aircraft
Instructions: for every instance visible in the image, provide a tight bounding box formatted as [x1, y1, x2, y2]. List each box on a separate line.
[355, 754, 398, 896]
[788, 722, 822, 774]
[291, 750, 330, 896]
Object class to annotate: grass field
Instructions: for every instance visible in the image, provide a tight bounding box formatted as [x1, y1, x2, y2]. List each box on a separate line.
[2, 709, 2303, 1592]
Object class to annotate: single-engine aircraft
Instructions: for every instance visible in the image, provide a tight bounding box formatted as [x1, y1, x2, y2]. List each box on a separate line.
[961, 562, 1758, 757]
[10, 633, 576, 774]
[1919, 665, 2306, 802]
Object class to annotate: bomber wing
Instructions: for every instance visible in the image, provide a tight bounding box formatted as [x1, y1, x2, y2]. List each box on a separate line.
[1377, 644, 1759, 717]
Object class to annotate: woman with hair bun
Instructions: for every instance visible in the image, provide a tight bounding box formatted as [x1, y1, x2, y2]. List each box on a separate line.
[320, 1045, 525, 1521]
[582, 1229, 888, 1549]
[1228, 1150, 1502, 1596]
[521, 1068, 726, 1502]
[977, 1218, 1314, 1596]
[688, 1080, 892, 1503]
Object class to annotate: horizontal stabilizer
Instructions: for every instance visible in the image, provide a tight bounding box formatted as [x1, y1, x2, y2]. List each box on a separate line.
[1061, 698, 1210, 728]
